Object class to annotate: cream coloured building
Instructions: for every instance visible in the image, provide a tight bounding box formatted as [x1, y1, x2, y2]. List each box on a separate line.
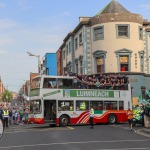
[56, 0, 150, 97]
[58, 0, 150, 76]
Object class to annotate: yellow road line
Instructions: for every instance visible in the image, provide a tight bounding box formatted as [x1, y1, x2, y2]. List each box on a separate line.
[66, 126, 74, 130]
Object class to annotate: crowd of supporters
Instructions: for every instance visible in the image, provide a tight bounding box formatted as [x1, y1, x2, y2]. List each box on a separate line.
[65, 72, 129, 90]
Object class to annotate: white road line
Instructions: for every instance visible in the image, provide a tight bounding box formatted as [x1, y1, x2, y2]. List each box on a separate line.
[96, 148, 150, 150]
[135, 129, 150, 138]
[0, 139, 150, 149]
[110, 125, 131, 130]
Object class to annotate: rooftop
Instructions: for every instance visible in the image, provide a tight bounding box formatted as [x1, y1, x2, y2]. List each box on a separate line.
[96, 0, 130, 16]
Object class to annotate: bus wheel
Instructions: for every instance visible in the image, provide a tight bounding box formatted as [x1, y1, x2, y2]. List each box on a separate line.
[59, 115, 70, 127]
[108, 114, 117, 124]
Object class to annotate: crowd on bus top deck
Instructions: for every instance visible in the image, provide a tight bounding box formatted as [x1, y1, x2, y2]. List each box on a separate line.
[63, 72, 129, 90]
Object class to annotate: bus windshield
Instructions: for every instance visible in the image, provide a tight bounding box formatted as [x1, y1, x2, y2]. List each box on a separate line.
[31, 77, 41, 89]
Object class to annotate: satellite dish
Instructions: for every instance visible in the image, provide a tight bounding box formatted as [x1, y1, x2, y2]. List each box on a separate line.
[0, 119, 3, 140]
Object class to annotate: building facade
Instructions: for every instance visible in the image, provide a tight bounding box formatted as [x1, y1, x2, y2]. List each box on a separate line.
[40, 53, 57, 76]
[56, 0, 150, 97]
[56, 46, 63, 76]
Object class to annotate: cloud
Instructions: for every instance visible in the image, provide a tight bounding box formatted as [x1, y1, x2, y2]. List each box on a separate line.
[0, 49, 7, 54]
[0, 37, 14, 45]
[0, 2, 5, 8]
[0, 18, 17, 29]
[140, 4, 150, 11]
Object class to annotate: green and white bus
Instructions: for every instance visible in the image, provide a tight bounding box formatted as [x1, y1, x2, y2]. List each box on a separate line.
[29, 75, 132, 126]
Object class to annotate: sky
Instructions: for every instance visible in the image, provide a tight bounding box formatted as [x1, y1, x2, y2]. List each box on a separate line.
[0, 0, 150, 93]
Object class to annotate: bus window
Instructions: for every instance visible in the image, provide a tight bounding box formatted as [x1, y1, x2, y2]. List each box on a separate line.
[43, 78, 57, 88]
[104, 101, 117, 110]
[57, 79, 63, 88]
[90, 101, 103, 110]
[33, 100, 41, 114]
[31, 77, 41, 89]
[30, 101, 34, 113]
[58, 100, 74, 111]
[76, 101, 89, 111]
[119, 101, 124, 110]
[62, 79, 73, 89]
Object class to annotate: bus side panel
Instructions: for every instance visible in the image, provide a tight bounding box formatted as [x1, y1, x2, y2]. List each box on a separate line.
[33, 118, 44, 124]
[56, 118, 59, 125]
[115, 111, 128, 123]
[56, 110, 128, 125]
[70, 111, 90, 124]
[94, 110, 128, 123]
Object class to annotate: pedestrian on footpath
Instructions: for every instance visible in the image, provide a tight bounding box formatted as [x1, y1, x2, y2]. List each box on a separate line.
[12, 108, 15, 125]
[90, 106, 94, 128]
[9, 108, 13, 125]
[127, 108, 133, 131]
[18, 107, 23, 124]
[14, 109, 18, 125]
[3, 107, 9, 128]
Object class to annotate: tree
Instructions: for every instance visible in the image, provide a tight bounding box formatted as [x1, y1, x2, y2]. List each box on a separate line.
[1, 90, 13, 103]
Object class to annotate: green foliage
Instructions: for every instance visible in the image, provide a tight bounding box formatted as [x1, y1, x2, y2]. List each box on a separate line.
[1, 90, 13, 103]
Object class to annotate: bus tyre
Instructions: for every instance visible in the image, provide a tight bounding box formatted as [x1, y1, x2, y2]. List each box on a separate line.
[108, 114, 117, 124]
[59, 115, 69, 127]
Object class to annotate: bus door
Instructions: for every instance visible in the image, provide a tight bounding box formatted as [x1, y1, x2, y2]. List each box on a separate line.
[44, 100, 56, 123]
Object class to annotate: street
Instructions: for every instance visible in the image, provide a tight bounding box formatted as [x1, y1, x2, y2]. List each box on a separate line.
[0, 123, 150, 150]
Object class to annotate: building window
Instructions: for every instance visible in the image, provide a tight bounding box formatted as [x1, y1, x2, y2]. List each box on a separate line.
[67, 62, 72, 72]
[76, 62, 78, 74]
[63, 50, 66, 60]
[139, 27, 143, 40]
[138, 51, 144, 73]
[116, 24, 130, 38]
[66, 45, 68, 56]
[75, 37, 78, 50]
[120, 56, 129, 71]
[96, 57, 105, 73]
[69, 42, 71, 53]
[80, 60, 83, 74]
[69, 65, 71, 72]
[115, 48, 132, 72]
[79, 32, 82, 44]
[93, 26, 104, 41]
[93, 50, 107, 74]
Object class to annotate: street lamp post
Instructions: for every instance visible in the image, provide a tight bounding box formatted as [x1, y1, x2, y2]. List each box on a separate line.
[27, 52, 40, 73]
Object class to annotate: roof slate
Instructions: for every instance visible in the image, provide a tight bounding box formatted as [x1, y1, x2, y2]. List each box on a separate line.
[96, 0, 130, 16]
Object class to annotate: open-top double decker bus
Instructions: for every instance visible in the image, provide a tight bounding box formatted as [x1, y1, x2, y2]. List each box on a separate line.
[29, 75, 132, 126]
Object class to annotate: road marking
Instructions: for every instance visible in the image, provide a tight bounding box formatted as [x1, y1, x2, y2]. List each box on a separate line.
[96, 148, 150, 150]
[4, 126, 74, 134]
[66, 126, 74, 130]
[135, 129, 150, 138]
[0, 139, 150, 149]
[110, 125, 132, 130]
